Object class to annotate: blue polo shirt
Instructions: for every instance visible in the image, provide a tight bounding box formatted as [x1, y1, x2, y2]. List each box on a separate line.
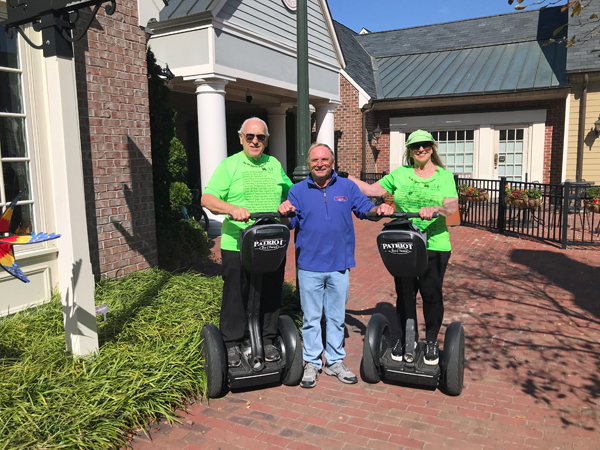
[288, 171, 375, 272]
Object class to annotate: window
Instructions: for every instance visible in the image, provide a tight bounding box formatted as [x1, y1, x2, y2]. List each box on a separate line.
[430, 130, 474, 175]
[0, 26, 33, 235]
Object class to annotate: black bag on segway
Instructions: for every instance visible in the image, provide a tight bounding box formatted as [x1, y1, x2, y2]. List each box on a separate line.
[239, 219, 290, 273]
[376, 222, 427, 278]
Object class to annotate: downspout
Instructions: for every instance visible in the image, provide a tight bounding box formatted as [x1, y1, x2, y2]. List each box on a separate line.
[576, 73, 588, 182]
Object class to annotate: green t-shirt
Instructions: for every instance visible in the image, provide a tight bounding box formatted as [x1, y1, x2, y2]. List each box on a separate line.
[379, 166, 458, 251]
[204, 151, 293, 251]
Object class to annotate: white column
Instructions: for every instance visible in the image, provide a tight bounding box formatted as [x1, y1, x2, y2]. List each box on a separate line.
[46, 56, 98, 356]
[266, 106, 289, 172]
[315, 103, 337, 155]
[195, 77, 232, 232]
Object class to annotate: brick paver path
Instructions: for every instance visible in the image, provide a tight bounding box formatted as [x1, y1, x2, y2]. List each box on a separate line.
[128, 220, 600, 450]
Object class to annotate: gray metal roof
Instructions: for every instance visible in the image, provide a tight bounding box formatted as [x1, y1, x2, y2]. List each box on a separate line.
[333, 21, 377, 98]
[159, 0, 215, 21]
[334, 6, 570, 100]
[376, 40, 568, 99]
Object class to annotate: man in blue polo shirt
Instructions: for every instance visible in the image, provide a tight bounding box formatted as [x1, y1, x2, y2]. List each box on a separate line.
[278, 143, 393, 388]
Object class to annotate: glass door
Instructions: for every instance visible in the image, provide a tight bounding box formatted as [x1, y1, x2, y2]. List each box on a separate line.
[496, 128, 527, 181]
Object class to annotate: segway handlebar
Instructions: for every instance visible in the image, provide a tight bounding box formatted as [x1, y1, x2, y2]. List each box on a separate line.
[227, 211, 297, 221]
[365, 211, 439, 219]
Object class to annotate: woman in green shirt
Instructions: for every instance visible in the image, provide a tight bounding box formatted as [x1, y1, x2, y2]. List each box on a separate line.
[349, 130, 458, 366]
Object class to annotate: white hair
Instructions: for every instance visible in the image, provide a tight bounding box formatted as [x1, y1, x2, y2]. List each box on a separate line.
[237, 117, 270, 137]
[306, 143, 334, 165]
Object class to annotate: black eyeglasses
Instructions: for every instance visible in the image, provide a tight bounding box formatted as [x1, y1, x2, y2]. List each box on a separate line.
[409, 142, 433, 152]
[243, 133, 267, 143]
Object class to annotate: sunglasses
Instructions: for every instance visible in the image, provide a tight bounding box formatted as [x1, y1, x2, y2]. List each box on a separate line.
[243, 133, 267, 143]
[409, 142, 433, 153]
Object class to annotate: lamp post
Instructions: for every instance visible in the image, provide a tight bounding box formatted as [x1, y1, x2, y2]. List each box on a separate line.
[293, 0, 310, 182]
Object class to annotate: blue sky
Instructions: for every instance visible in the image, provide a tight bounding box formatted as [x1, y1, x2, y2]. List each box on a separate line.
[326, 0, 542, 33]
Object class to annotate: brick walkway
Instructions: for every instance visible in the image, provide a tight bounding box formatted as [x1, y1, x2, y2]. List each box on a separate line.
[128, 220, 600, 450]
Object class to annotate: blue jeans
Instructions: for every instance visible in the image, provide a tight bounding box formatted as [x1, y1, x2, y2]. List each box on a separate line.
[298, 268, 350, 369]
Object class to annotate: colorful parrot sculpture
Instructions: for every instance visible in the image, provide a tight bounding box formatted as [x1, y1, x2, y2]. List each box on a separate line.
[0, 189, 60, 283]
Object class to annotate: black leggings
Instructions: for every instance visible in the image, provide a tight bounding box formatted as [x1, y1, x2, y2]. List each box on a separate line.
[220, 249, 285, 348]
[394, 250, 451, 344]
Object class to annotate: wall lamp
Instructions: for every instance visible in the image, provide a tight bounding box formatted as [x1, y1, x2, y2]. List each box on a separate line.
[161, 64, 175, 84]
[595, 115, 600, 137]
[368, 125, 383, 144]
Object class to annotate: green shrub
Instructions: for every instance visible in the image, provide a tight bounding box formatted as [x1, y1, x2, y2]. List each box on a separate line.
[170, 181, 193, 212]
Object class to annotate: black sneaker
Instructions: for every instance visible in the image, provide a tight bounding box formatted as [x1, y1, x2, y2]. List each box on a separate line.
[264, 344, 281, 362]
[227, 345, 241, 367]
[424, 341, 439, 366]
[391, 339, 403, 361]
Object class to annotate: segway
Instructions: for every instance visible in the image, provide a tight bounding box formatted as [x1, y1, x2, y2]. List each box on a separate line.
[361, 211, 465, 396]
[201, 212, 303, 398]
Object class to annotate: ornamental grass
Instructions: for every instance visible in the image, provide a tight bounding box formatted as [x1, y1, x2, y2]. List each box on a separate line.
[0, 268, 300, 450]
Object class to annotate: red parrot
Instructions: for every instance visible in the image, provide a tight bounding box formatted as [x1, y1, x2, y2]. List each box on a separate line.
[0, 189, 60, 283]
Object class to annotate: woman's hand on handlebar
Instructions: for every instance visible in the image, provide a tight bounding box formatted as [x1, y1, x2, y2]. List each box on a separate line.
[229, 206, 251, 223]
[419, 206, 440, 221]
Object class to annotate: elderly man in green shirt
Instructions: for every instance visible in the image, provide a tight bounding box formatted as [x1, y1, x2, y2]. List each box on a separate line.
[201, 117, 293, 368]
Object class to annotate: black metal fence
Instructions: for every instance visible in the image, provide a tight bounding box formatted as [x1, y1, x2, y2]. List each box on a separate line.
[456, 177, 599, 248]
[360, 172, 599, 248]
[360, 171, 387, 184]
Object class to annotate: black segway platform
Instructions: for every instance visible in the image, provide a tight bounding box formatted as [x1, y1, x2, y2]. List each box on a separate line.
[361, 212, 465, 396]
[201, 213, 303, 398]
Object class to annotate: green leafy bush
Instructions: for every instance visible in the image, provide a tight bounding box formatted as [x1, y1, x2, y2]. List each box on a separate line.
[170, 181, 193, 212]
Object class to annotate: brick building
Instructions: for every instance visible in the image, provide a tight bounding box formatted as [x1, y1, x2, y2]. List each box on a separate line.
[333, 5, 600, 186]
[0, 0, 157, 355]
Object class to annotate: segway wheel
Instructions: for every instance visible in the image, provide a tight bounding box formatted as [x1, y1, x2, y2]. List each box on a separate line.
[278, 315, 303, 386]
[442, 322, 465, 396]
[200, 324, 227, 398]
[361, 313, 391, 383]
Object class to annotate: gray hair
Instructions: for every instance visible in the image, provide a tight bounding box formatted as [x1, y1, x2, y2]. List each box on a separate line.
[238, 117, 270, 137]
[306, 143, 335, 165]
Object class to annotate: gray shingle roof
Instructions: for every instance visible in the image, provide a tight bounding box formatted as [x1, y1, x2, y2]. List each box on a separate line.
[355, 7, 567, 58]
[566, 0, 600, 73]
[333, 21, 377, 98]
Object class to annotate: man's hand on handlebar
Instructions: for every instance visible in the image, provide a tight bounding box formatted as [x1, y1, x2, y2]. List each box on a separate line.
[419, 206, 440, 221]
[278, 200, 296, 216]
[377, 203, 394, 216]
[229, 206, 251, 223]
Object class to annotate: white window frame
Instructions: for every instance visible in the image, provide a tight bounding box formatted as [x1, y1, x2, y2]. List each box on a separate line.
[389, 110, 547, 181]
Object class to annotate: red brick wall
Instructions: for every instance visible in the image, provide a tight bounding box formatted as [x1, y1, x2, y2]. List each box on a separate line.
[336, 73, 566, 184]
[334, 76, 363, 176]
[74, 2, 157, 279]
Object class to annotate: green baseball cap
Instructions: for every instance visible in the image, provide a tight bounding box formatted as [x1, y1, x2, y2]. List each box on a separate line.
[406, 130, 435, 148]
